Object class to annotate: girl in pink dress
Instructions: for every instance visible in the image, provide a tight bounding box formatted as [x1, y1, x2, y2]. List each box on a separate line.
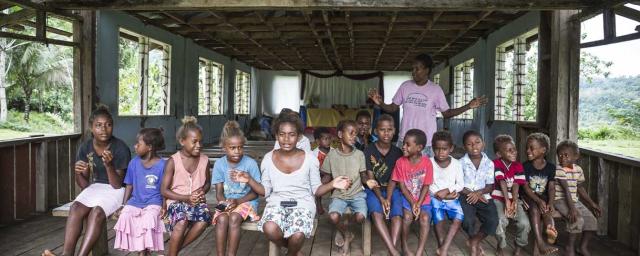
[114, 128, 167, 255]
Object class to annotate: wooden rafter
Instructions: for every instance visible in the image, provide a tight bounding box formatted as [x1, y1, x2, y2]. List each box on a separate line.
[614, 5, 640, 23]
[1, 0, 82, 20]
[321, 11, 343, 70]
[393, 11, 442, 71]
[0, 8, 35, 27]
[344, 11, 355, 67]
[302, 11, 334, 70]
[208, 11, 294, 70]
[374, 11, 398, 70]
[41, 0, 613, 10]
[153, 12, 274, 69]
[254, 11, 311, 69]
[432, 11, 492, 57]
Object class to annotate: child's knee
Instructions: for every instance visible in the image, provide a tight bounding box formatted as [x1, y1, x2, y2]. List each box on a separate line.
[229, 213, 243, 226]
[216, 214, 229, 225]
[419, 213, 430, 226]
[354, 213, 366, 223]
[402, 213, 413, 223]
[262, 221, 283, 237]
[89, 207, 106, 221]
[288, 232, 305, 243]
[173, 220, 189, 233]
[329, 213, 341, 223]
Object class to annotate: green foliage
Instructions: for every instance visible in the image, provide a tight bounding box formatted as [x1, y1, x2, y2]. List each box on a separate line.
[579, 76, 640, 129]
[608, 99, 640, 131]
[118, 36, 141, 115]
[580, 51, 613, 83]
[0, 110, 73, 135]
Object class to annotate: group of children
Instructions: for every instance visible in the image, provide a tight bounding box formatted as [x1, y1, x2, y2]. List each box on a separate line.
[61, 105, 601, 256]
[309, 111, 602, 256]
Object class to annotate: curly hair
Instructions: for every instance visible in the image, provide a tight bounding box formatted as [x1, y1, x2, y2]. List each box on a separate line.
[556, 140, 580, 155]
[432, 130, 453, 147]
[272, 113, 304, 135]
[138, 127, 166, 151]
[220, 120, 246, 147]
[493, 134, 514, 154]
[527, 132, 550, 154]
[405, 129, 427, 148]
[176, 116, 203, 141]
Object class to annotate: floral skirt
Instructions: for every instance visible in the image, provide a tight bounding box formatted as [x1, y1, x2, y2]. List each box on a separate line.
[258, 205, 315, 238]
[164, 202, 211, 231]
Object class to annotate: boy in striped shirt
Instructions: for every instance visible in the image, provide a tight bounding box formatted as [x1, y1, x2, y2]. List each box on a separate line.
[553, 140, 601, 256]
[492, 135, 530, 256]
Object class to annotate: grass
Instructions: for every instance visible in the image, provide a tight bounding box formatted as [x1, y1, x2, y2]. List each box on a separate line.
[0, 110, 74, 141]
[579, 139, 640, 160]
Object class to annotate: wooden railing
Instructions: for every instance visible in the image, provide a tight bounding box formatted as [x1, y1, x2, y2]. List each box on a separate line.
[0, 134, 82, 226]
[578, 147, 640, 253]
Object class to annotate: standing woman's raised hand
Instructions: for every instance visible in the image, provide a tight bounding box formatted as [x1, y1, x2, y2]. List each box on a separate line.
[467, 95, 488, 109]
[367, 88, 383, 105]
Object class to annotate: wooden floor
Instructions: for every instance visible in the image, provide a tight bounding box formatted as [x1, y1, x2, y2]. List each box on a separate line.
[0, 193, 636, 256]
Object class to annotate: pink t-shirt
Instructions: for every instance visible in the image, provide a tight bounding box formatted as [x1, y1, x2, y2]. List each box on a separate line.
[391, 156, 434, 205]
[392, 80, 449, 146]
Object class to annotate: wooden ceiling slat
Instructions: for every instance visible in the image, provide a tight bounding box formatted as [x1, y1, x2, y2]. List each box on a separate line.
[127, 9, 525, 70]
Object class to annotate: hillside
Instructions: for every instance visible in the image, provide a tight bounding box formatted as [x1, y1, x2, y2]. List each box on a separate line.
[579, 75, 640, 128]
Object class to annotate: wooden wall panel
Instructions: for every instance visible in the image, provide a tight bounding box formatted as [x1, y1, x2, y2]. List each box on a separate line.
[47, 141, 58, 207]
[56, 139, 71, 203]
[13, 144, 31, 220]
[0, 147, 15, 226]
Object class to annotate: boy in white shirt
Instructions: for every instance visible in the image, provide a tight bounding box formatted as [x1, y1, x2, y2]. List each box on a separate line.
[429, 131, 464, 256]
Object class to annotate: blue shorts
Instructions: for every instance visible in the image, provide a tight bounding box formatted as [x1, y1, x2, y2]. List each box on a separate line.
[365, 187, 403, 218]
[328, 191, 368, 218]
[401, 197, 432, 216]
[430, 197, 464, 224]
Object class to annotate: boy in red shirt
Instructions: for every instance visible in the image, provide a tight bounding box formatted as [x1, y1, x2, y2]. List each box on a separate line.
[491, 135, 530, 256]
[391, 129, 433, 256]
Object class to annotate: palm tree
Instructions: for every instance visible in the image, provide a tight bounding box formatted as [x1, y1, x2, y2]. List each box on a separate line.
[6, 42, 72, 123]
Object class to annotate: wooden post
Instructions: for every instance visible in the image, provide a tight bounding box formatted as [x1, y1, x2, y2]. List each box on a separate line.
[597, 158, 609, 236]
[363, 218, 372, 256]
[74, 11, 96, 139]
[35, 141, 48, 212]
[547, 10, 580, 154]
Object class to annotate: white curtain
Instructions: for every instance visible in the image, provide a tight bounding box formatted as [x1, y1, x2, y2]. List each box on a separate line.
[303, 73, 378, 108]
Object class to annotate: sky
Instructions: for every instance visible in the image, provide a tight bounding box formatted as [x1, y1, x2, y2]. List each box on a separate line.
[581, 4, 640, 77]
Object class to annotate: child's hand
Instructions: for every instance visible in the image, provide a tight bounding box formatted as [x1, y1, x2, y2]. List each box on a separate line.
[231, 170, 250, 183]
[466, 192, 480, 204]
[568, 206, 578, 223]
[380, 198, 390, 217]
[446, 191, 458, 200]
[160, 208, 167, 219]
[101, 148, 113, 166]
[590, 203, 602, 218]
[365, 179, 379, 189]
[536, 199, 548, 213]
[435, 189, 449, 200]
[478, 196, 489, 204]
[367, 88, 383, 105]
[226, 199, 238, 210]
[74, 161, 89, 174]
[331, 176, 351, 190]
[411, 202, 421, 220]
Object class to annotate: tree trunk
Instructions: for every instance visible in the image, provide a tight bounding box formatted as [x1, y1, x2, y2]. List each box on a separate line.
[0, 38, 7, 122]
[23, 87, 31, 123]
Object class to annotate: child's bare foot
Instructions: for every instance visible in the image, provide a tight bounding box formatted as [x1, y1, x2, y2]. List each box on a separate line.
[576, 246, 591, 256]
[41, 250, 56, 256]
[496, 247, 504, 256]
[341, 231, 354, 256]
[537, 244, 559, 255]
[436, 246, 448, 256]
[514, 245, 523, 256]
[563, 245, 575, 256]
[546, 225, 558, 244]
[467, 239, 481, 256]
[334, 230, 345, 247]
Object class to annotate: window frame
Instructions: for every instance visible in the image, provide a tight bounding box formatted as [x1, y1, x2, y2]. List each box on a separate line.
[234, 69, 251, 115]
[494, 28, 539, 122]
[452, 59, 475, 120]
[197, 57, 225, 116]
[117, 28, 172, 117]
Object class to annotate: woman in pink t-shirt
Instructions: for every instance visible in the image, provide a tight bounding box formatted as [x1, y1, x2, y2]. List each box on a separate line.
[368, 54, 487, 156]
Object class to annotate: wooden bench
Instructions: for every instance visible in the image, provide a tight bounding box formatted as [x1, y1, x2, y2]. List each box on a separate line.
[240, 219, 319, 256]
[52, 202, 117, 256]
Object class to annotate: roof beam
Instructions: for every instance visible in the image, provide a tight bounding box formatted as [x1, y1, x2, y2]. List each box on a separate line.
[302, 11, 335, 70]
[153, 11, 274, 69]
[374, 11, 398, 70]
[614, 5, 640, 23]
[254, 11, 311, 69]
[0, 8, 35, 27]
[344, 11, 355, 67]
[432, 11, 492, 57]
[40, 0, 612, 10]
[208, 11, 294, 70]
[394, 11, 442, 71]
[321, 10, 343, 70]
